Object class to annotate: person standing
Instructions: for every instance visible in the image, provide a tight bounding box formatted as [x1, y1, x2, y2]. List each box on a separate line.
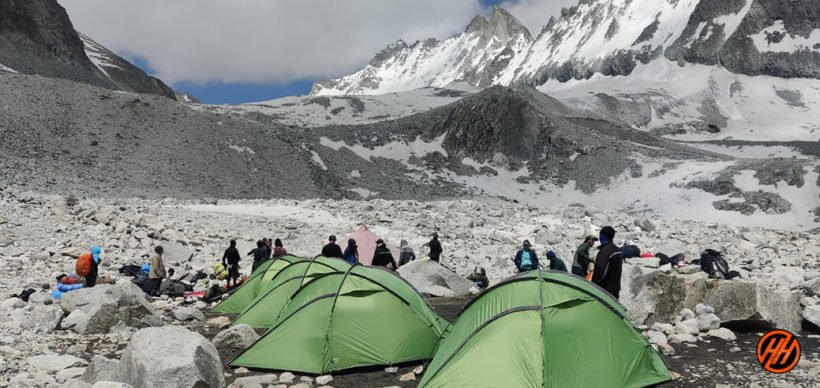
[592, 227, 624, 299]
[513, 240, 539, 272]
[399, 239, 416, 266]
[572, 236, 598, 278]
[426, 233, 443, 262]
[343, 239, 358, 264]
[321, 235, 344, 258]
[221, 240, 241, 288]
[248, 240, 267, 272]
[263, 238, 272, 260]
[272, 238, 287, 258]
[372, 239, 398, 269]
[546, 251, 568, 272]
[86, 245, 102, 287]
[144, 246, 166, 296]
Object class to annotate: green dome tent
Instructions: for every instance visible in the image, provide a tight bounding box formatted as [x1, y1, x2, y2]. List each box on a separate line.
[212, 255, 305, 314]
[231, 265, 449, 374]
[418, 271, 672, 388]
[232, 256, 352, 328]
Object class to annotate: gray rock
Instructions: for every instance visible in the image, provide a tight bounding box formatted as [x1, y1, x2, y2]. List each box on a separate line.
[20, 304, 63, 334]
[696, 313, 721, 332]
[315, 375, 333, 385]
[81, 356, 119, 384]
[232, 374, 278, 387]
[397, 259, 475, 296]
[679, 309, 695, 321]
[634, 218, 656, 232]
[64, 380, 94, 388]
[172, 307, 204, 321]
[93, 383, 134, 388]
[115, 326, 224, 388]
[645, 330, 674, 355]
[638, 257, 660, 269]
[56, 368, 87, 383]
[707, 328, 737, 341]
[676, 265, 700, 275]
[675, 319, 699, 336]
[668, 333, 698, 344]
[278, 372, 295, 383]
[695, 303, 714, 316]
[804, 305, 820, 327]
[213, 324, 260, 350]
[649, 323, 674, 335]
[27, 354, 88, 373]
[1, 297, 24, 310]
[61, 282, 157, 334]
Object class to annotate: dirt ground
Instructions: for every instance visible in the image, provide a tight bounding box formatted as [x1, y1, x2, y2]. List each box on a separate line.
[205, 297, 820, 388]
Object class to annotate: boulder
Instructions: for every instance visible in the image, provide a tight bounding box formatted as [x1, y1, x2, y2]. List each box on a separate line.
[115, 326, 224, 388]
[696, 313, 721, 332]
[57, 368, 86, 383]
[675, 319, 699, 336]
[644, 330, 674, 355]
[804, 305, 820, 327]
[707, 328, 737, 341]
[278, 372, 295, 383]
[637, 258, 660, 269]
[1, 297, 25, 310]
[676, 265, 700, 275]
[397, 259, 475, 296]
[93, 383, 134, 388]
[172, 307, 204, 321]
[61, 282, 157, 334]
[634, 218, 656, 232]
[232, 374, 278, 387]
[212, 324, 259, 350]
[679, 309, 695, 321]
[621, 264, 801, 332]
[315, 375, 333, 385]
[695, 303, 715, 316]
[27, 354, 88, 373]
[21, 304, 63, 333]
[668, 333, 698, 344]
[81, 356, 119, 383]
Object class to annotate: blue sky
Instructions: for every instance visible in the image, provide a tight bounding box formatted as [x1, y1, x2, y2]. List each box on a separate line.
[118, 0, 509, 104]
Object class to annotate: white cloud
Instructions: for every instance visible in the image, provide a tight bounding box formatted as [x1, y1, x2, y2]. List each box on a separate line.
[58, 0, 575, 85]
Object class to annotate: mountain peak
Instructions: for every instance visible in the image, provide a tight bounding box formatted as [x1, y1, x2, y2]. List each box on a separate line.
[466, 7, 531, 40]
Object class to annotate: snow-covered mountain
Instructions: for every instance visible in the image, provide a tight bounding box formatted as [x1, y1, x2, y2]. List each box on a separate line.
[311, 7, 532, 95]
[315, 0, 820, 94]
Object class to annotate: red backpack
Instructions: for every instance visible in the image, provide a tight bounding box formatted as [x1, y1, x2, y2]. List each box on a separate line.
[76, 253, 93, 277]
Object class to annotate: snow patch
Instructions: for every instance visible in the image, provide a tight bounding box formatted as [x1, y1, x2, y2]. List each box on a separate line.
[320, 134, 448, 162]
[0, 63, 17, 73]
[228, 143, 255, 154]
[310, 150, 328, 170]
[79, 33, 123, 77]
[751, 20, 820, 53]
[348, 187, 378, 199]
[187, 203, 346, 225]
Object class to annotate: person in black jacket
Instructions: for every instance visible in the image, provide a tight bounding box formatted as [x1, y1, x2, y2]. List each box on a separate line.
[426, 233, 443, 262]
[372, 239, 398, 269]
[591, 226, 624, 299]
[248, 240, 267, 273]
[321, 235, 344, 259]
[221, 240, 242, 287]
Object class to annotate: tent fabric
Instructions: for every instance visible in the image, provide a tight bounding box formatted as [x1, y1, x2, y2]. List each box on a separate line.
[211, 255, 304, 314]
[343, 225, 401, 266]
[418, 270, 672, 388]
[231, 264, 449, 374]
[232, 256, 352, 328]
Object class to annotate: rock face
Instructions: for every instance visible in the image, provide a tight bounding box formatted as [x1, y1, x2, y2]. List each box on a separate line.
[397, 259, 476, 297]
[0, 0, 175, 98]
[60, 282, 158, 334]
[621, 264, 801, 332]
[115, 326, 224, 388]
[0, 303, 63, 334]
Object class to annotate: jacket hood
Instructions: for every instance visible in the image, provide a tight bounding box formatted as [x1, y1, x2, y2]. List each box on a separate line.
[400, 239, 408, 248]
[91, 245, 102, 262]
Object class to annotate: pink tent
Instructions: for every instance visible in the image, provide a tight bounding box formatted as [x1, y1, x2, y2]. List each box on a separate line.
[342, 225, 401, 267]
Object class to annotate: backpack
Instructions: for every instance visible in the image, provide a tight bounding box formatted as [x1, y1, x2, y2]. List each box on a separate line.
[76, 253, 93, 277]
[520, 250, 533, 271]
[699, 249, 730, 279]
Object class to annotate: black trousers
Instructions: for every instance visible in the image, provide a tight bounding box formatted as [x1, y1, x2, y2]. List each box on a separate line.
[85, 265, 99, 288]
[142, 278, 162, 296]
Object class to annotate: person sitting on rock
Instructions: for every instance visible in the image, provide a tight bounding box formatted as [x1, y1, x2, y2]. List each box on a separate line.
[467, 267, 489, 288]
[343, 239, 359, 264]
[372, 239, 398, 269]
[248, 240, 267, 272]
[272, 238, 287, 258]
[143, 245, 166, 296]
[425, 233, 443, 262]
[546, 251, 568, 272]
[221, 240, 241, 288]
[592, 227, 624, 299]
[572, 235, 598, 278]
[513, 240, 539, 272]
[321, 235, 343, 259]
[399, 239, 416, 266]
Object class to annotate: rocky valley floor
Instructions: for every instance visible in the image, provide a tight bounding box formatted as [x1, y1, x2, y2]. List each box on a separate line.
[0, 187, 819, 387]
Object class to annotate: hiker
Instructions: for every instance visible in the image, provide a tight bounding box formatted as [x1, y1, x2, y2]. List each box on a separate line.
[426, 233, 443, 262]
[143, 246, 166, 296]
[343, 239, 358, 264]
[76, 245, 103, 288]
[263, 238, 273, 259]
[467, 267, 489, 288]
[399, 239, 416, 266]
[372, 239, 398, 269]
[513, 240, 539, 272]
[592, 227, 624, 299]
[572, 236, 598, 278]
[248, 240, 267, 272]
[221, 240, 241, 288]
[272, 238, 287, 258]
[698, 249, 740, 279]
[546, 251, 568, 272]
[321, 235, 344, 258]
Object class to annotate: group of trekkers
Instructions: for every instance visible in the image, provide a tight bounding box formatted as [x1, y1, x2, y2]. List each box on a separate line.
[513, 226, 624, 299]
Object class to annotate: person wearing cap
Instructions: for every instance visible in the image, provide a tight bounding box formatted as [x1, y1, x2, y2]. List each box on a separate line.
[321, 235, 344, 259]
[372, 239, 398, 269]
[572, 235, 598, 278]
[546, 251, 568, 272]
[592, 226, 624, 299]
[513, 240, 539, 272]
[425, 233, 443, 262]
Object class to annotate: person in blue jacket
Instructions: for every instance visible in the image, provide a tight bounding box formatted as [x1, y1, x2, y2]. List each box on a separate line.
[343, 239, 359, 264]
[513, 240, 539, 272]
